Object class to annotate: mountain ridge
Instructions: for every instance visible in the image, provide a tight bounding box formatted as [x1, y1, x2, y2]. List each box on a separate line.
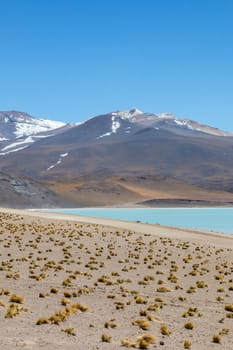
[0, 111, 71, 155]
[1, 108, 233, 207]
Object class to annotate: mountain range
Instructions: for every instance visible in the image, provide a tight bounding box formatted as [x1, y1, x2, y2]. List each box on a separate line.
[1, 108, 233, 207]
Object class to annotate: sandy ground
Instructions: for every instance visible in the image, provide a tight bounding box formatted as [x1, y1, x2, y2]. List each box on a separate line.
[0, 208, 232, 350]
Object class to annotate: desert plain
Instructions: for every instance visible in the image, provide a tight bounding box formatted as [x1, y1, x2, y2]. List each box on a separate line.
[0, 208, 232, 349]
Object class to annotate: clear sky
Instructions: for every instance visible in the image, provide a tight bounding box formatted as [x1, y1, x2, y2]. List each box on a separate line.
[1, 0, 233, 130]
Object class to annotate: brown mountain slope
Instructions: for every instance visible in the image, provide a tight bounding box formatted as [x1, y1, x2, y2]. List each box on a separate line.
[44, 175, 233, 207]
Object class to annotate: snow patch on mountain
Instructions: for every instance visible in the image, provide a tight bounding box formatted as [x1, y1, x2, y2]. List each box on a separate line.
[0, 137, 8, 141]
[0, 111, 65, 141]
[0, 134, 56, 156]
[1, 136, 34, 152]
[157, 113, 175, 119]
[97, 116, 122, 139]
[46, 153, 68, 171]
[116, 108, 143, 118]
[174, 119, 185, 126]
[14, 118, 64, 138]
[0, 146, 28, 156]
[125, 126, 131, 134]
[111, 116, 120, 133]
[97, 132, 112, 139]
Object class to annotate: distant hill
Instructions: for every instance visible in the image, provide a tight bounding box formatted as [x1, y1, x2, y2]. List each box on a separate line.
[0, 171, 70, 208]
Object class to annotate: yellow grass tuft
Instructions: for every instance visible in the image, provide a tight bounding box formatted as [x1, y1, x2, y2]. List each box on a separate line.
[160, 324, 172, 335]
[184, 340, 192, 349]
[224, 304, 233, 312]
[212, 334, 221, 343]
[62, 327, 76, 336]
[101, 333, 112, 342]
[184, 321, 194, 330]
[36, 317, 50, 325]
[137, 334, 156, 349]
[132, 319, 152, 330]
[9, 294, 24, 304]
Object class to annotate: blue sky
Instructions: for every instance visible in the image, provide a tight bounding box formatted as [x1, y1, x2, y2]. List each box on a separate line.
[0, 0, 233, 130]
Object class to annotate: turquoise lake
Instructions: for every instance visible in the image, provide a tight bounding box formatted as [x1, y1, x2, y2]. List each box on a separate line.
[48, 208, 233, 234]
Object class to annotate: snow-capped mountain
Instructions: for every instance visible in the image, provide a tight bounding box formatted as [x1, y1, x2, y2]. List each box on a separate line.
[117, 108, 233, 137]
[2, 108, 233, 199]
[1, 108, 232, 157]
[0, 111, 68, 155]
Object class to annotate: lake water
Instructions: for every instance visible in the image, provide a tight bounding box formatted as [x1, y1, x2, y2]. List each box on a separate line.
[48, 208, 233, 234]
